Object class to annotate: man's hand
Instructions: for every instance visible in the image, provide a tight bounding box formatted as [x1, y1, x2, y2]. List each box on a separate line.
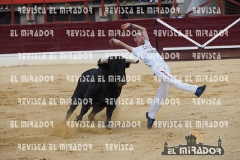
[109, 38, 120, 46]
[109, 38, 133, 52]
[121, 23, 131, 30]
[121, 23, 149, 41]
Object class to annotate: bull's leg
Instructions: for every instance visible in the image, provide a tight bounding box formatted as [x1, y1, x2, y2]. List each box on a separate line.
[65, 104, 78, 121]
[75, 103, 91, 122]
[65, 81, 82, 121]
[65, 95, 82, 121]
[105, 105, 116, 129]
[88, 105, 105, 121]
[75, 94, 92, 122]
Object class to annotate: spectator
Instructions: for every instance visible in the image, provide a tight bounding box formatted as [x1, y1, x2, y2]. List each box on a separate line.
[65, 2, 70, 7]
[96, 0, 101, 5]
[123, 0, 136, 4]
[30, 4, 37, 9]
[22, 4, 27, 9]
[173, 11, 183, 18]
[90, 0, 102, 5]
[0, 5, 9, 9]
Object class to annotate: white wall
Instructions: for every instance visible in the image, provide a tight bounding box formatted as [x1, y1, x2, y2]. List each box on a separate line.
[0, 49, 138, 67]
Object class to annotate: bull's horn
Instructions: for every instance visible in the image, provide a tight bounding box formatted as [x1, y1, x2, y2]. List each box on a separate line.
[125, 59, 139, 64]
[98, 58, 108, 64]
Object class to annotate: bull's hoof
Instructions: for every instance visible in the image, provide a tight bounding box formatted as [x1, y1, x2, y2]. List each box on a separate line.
[105, 125, 112, 130]
[74, 118, 80, 122]
[74, 116, 82, 122]
[105, 121, 112, 130]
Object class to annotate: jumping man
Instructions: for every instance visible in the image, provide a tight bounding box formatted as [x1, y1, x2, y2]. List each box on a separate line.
[109, 23, 206, 129]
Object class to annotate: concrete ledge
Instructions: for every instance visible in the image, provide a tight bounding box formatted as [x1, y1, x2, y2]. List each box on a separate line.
[0, 49, 138, 67]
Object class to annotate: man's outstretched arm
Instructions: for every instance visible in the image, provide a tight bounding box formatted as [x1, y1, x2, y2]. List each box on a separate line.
[109, 38, 133, 52]
[121, 23, 149, 41]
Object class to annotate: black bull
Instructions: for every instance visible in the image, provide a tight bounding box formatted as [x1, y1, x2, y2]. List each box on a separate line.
[65, 56, 139, 129]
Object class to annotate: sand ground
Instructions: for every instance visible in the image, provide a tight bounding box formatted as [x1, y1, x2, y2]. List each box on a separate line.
[0, 59, 240, 160]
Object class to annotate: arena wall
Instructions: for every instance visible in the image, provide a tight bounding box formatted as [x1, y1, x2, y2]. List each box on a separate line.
[156, 15, 240, 60]
[0, 15, 239, 66]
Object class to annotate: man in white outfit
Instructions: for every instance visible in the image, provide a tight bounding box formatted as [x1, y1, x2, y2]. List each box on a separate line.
[109, 23, 206, 129]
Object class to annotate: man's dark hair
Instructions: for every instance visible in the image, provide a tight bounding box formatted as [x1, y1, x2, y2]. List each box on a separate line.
[132, 30, 142, 37]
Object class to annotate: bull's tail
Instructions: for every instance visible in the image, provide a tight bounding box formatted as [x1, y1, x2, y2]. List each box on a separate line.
[72, 78, 83, 100]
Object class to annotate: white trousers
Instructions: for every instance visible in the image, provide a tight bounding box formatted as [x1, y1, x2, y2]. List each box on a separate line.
[148, 65, 198, 119]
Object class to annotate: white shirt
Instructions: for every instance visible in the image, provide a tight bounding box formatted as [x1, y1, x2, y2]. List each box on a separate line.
[173, 16, 183, 18]
[131, 40, 167, 68]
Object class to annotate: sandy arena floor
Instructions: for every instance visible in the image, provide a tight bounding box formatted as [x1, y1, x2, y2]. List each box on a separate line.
[0, 59, 240, 160]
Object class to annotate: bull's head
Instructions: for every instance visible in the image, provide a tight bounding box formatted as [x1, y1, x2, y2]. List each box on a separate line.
[98, 56, 139, 87]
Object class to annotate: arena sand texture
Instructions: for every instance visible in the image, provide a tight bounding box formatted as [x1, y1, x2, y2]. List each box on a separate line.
[0, 59, 240, 160]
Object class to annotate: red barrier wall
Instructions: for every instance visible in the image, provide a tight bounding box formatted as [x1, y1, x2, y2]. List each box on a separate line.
[156, 15, 240, 60]
[0, 19, 156, 54]
[156, 15, 240, 48]
[0, 16, 240, 60]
